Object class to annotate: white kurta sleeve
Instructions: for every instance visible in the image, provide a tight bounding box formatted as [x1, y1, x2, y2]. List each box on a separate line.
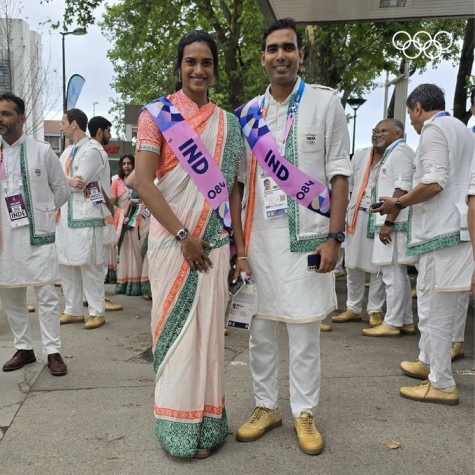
[418, 125, 449, 189]
[46, 146, 70, 209]
[389, 145, 414, 192]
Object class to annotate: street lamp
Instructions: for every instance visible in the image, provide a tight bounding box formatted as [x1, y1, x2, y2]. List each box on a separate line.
[347, 97, 367, 157]
[93, 101, 99, 116]
[61, 28, 87, 113]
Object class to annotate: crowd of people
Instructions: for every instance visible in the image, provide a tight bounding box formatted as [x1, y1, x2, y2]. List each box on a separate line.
[0, 16, 473, 462]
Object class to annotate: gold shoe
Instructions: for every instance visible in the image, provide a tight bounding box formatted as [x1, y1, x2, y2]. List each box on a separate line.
[54, 281, 62, 288]
[104, 298, 122, 311]
[294, 412, 324, 455]
[142, 294, 152, 301]
[401, 323, 417, 335]
[331, 309, 361, 323]
[411, 288, 417, 298]
[368, 311, 383, 327]
[28, 305, 35, 313]
[193, 448, 211, 459]
[236, 407, 282, 442]
[451, 342, 464, 361]
[84, 316, 106, 330]
[362, 322, 401, 337]
[320, 323, 332, 332]
[60, 313, 85, 325]
[400, 380, 459, 406]
[400, 360, 430, 380]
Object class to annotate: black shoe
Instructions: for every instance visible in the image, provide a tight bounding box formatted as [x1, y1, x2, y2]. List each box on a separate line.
[2, 349, 36, 372]
[47, 353, 68, 376]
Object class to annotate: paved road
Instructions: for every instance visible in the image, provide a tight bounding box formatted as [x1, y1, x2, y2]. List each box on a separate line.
[0, 278, 473, 475]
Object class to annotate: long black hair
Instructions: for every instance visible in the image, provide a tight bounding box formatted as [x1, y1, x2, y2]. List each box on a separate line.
[118, 154, 135, 180]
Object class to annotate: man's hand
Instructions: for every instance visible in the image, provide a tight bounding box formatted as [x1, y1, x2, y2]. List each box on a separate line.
[68, 175, 85, 190]
[314, 239, 340, 273]
[370, 196, 398, 215]
[379, 224, 393, 245]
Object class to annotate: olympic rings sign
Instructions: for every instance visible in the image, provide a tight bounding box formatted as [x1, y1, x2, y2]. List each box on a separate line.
[392, 31, 453, 60]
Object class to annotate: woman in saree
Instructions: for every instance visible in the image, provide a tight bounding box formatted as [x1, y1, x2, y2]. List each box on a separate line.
[134, 30, 250, 459]
[111, 154, 151, 297]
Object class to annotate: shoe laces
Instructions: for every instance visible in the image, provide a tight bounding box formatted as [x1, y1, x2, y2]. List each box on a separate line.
[249, 407, 269, 423]
[297, 413, 316, 436]
[415, 380, 430, 389]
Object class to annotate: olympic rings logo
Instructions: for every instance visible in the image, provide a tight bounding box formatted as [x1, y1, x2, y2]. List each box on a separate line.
[392, 31, 453, 60]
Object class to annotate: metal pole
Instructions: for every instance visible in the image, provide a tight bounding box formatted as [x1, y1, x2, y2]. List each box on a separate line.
[62, 34, 66, 113]
[351, 110, 357, 157]
[383, 70, 389, 119]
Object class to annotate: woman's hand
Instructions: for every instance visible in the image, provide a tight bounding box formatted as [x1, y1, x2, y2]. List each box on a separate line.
[181, 236, 213, 272]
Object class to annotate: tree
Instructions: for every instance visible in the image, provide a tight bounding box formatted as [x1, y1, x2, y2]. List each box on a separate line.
[1, 0, 60, 137]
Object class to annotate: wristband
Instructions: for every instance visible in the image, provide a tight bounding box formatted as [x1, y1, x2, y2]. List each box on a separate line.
[236, 256, 248, 261]
[395, 200, 406, 210]
[384, 220, 395, 227]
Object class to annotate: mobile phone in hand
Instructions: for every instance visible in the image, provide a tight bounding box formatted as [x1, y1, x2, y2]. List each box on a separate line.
[370, 201, 384, 209]
[228, 269, 246, 296]
[307, 253, 321, 271]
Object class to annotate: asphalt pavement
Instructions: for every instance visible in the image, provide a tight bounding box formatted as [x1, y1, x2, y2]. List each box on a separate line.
[0, 277, 473, 475]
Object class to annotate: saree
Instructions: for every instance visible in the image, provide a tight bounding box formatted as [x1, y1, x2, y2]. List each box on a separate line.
[137, 90, 243, 457]
[113, 179, 149, 295]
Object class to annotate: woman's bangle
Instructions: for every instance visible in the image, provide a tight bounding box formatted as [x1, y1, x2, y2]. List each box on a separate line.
[236, 256, 248, 261]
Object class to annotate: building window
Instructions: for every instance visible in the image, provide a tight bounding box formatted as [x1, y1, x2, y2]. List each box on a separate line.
[45, 135, 61, 153]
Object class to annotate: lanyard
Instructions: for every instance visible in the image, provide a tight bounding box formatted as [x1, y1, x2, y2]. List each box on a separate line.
[433, 111, 450, 119]
[260, 79, 305, 146]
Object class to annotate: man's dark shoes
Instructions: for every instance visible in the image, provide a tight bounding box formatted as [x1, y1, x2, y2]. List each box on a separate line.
[47, 353, 68, 376]
[2, 349, 36, 372]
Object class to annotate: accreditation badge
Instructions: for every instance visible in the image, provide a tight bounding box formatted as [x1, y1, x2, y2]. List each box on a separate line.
[226, 282, 258, 330]
[260, 175, 288, 219]
[84, 181, 105, 205]
[5, 193, 29, 228]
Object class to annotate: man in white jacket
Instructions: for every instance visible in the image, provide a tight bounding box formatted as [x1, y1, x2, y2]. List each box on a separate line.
[0, 93, 70, 375]
[362, 119, 416, 337]
[376, 84, 474, 405]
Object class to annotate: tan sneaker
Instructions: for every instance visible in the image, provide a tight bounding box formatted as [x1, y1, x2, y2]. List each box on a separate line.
[400, 380, 459, 406]
[411, 288, 417, 298]
[320, 323, 332, 332]
[27, 305, 35, 313]
[60, 313, 85, 325]
[401, 323, 417, 335]
[104, 298, 123, 311]
[331, 309, 361, 323]
[362, 322, 401, 337]
[368, 311, 383, 327]
[451, 342, 464, 361]
[400, 360, 430, 380]
[294, 412, 324, 455]
[236, 407, 282, 442]
[84, 316, 106, 330]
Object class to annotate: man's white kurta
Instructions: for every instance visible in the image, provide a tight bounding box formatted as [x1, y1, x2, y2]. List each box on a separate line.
[56, 136, 105, 266]
[0, 134, 70, 287]
[240, 78, 352, 323]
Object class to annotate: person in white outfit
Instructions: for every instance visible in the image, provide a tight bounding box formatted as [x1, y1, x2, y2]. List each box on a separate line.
[332, 127, 388, 327]
[87, 116, 122, 312]
[361, 119, 417, 337]
[235, 18, 351, 455]
[376, 84, 474, 406]
[0, 93, 70, 376]
[56, 108, 107, 330]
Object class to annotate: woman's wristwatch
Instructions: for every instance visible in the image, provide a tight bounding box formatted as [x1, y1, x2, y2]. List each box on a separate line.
[175, 228, 190, 242]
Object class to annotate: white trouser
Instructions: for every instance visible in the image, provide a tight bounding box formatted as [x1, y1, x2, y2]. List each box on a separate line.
[381, 260, 413, 327]
[417, 252, 469, 389]
[249, 318, 321, 418]
[60, 264, 105, 317]
[0, 285, 61, 354]
[346, 268, 385, 314]
[452, 292, 470, 342]
[103, 245, 112, 279]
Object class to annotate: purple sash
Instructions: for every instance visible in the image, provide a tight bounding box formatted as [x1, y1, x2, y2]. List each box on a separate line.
[235, 93, 331, 218]
[145, 97, 231, 230]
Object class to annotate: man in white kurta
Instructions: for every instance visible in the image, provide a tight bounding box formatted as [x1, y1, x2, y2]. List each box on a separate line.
[56, 108, 106, 330]
[236, 20, 351, 456]
[332, 138, 386, 327]
[87, 116, 122, 312]
[0, 93, 70, 375]
[377, 84, 474, 405]
[361, 119, 416, 337]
